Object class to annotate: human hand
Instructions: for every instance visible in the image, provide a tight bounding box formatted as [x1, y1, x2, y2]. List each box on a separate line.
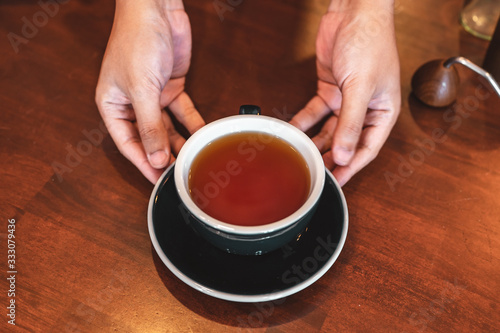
[290, 0, 401, 186]
[95, 0, 205, 184]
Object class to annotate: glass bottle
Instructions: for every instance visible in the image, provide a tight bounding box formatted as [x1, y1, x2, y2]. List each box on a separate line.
[460, 0, 500, 40]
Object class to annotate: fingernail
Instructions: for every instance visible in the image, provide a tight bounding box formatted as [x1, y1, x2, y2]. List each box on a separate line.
[334, 147, 353, 166]
[148, 150, 168, 168]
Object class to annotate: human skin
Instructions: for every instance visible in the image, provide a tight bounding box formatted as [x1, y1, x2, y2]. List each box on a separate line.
[96, 0, 400, 186]
[95, 0, 204, 184]
[290, 0, 401, 186]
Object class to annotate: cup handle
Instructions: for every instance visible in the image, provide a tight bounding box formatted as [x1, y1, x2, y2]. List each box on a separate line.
[239, 105, 261, 115]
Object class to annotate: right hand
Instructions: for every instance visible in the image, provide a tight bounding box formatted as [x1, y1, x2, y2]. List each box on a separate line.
[95, 0, 205, 184]
[290, 0, 400, 186]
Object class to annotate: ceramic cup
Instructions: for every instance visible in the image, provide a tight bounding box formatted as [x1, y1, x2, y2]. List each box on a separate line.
[174, 106, 325, 255]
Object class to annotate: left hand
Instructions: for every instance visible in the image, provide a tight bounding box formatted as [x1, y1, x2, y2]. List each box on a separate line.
[290, 0, 401, 186]
[95, 0, 204, 184]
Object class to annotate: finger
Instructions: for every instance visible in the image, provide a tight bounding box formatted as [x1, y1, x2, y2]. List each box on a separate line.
[364, 109, 393, 127]
[161, 111, 186, 156]
[332, 84, 372, 166]
[168, 92, 205, 134]
[312, 115, 338, 154]
[332, 152, 371, 187]
[160, 77, 185, 108]
[317, 80, 343, 111]
[132, 92, 170, 169]
[97, 99, 137, 122]
[332, 125, 383, 186]
[104, 117, 164, 184]
[322, 150, 336, 171]
[289, 96, 331, 132]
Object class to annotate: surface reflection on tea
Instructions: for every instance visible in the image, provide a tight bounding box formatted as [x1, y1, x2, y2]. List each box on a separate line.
[188, 132, 311, 226]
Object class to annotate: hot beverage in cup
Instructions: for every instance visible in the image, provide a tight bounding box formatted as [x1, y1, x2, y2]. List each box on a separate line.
[174, 108, 325, 255]
[188, 131, 311, 226]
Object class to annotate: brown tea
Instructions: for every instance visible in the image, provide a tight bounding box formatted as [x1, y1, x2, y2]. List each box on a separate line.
[188, 132, 310, 226]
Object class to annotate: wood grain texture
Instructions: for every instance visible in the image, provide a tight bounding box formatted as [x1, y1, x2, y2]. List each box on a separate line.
[1, 0, 499, 332]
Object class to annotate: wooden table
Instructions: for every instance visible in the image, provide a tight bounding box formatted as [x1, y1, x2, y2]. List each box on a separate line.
[1, 0, 499, 332]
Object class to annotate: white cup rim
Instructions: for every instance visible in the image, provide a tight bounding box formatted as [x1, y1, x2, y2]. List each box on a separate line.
[174, 115, 325, 235]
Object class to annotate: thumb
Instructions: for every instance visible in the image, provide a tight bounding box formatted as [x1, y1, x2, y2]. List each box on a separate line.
[132, 92, 170, 169]
[332, 83, 371, 166]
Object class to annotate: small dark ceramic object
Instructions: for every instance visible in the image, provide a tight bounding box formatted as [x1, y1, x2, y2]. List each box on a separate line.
[412, 57, 500, 108]
[411, 59, 460, 107]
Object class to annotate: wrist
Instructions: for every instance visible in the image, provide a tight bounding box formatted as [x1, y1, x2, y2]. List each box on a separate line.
[328, 0, 394, 12]
[116, 0, 184, 11]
